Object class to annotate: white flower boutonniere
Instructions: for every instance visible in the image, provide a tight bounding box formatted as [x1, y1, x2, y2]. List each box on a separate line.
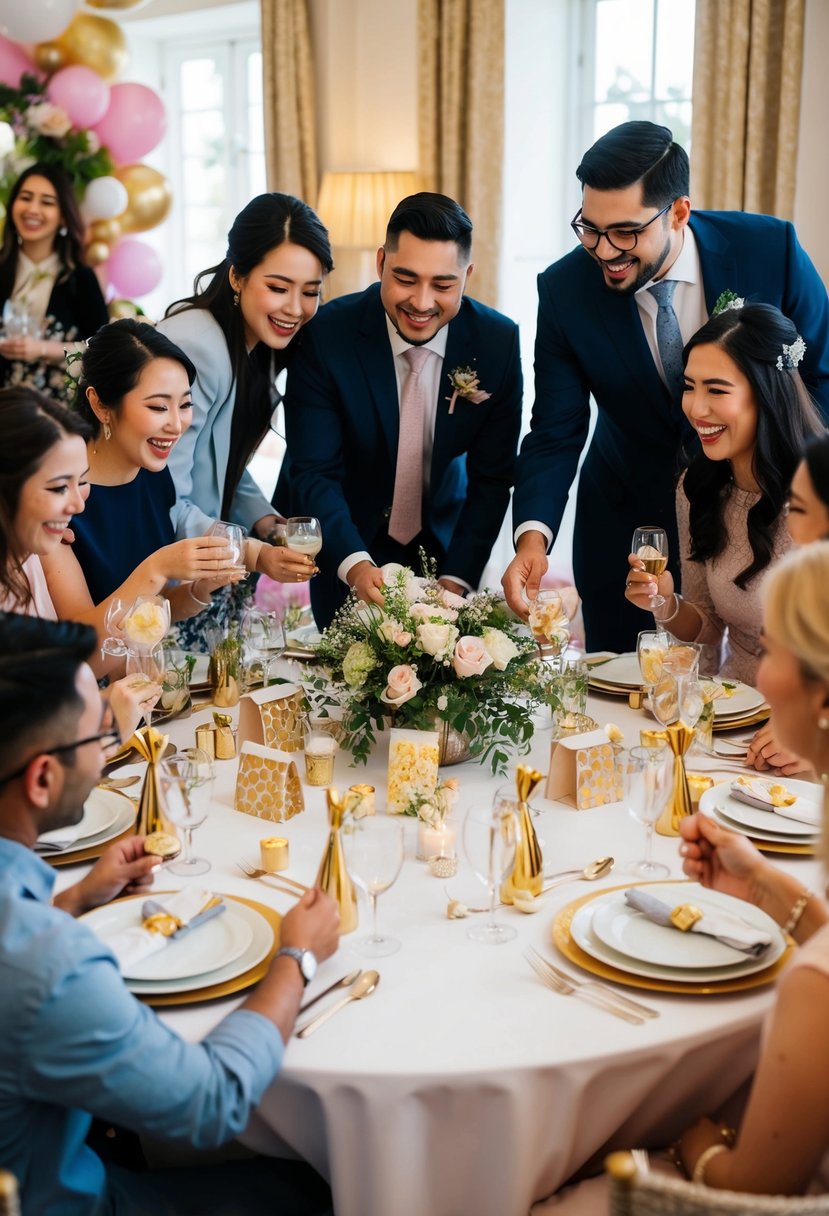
[446, 365, 491, 415]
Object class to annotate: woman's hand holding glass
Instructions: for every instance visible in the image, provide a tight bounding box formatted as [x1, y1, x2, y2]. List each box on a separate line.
[107, 674, 162, 742]
[626, 526, 673, 615]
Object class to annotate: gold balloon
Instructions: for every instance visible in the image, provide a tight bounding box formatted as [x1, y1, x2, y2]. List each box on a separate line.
[34, 42, 66, 73]
[115, 163, 172, 233]
[85, 0, 149, 8]
[88, 217, 122, 245]
[86, 240, 111, 266]
[57, 14, 128, 83]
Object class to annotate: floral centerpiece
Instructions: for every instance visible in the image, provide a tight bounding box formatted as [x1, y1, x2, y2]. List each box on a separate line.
[308, 560, 563, 774]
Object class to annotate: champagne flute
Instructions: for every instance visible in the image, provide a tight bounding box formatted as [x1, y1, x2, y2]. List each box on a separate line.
[342, 814, 405, 956]
[206, 520, 247, 574]
[632, 525, 669, 612]
[125, 644, 166, 728]
[636, 629, 668, 699]
[621, 745, 673, 878]
[527, 588, 565, 661]
[157, 748, 215, 876]
[285, 516, 322, 567]
[101, 597, 128, 657]
[240, 605, 285, 687]
[463, 801, 519, 945]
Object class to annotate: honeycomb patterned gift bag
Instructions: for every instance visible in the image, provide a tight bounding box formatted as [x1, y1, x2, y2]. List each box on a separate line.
[238, 684, 305, 752]
[234, 742, 305, 822]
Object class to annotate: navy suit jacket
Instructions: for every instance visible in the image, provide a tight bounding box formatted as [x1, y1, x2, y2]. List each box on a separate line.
[513, 210, 829, 650]
[283, 284, 522, 626]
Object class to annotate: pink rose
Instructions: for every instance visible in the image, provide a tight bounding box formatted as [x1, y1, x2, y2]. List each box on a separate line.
[394, 630, 413, 646]
[452, 635, 493, 678]
[380, 664, 422, 707]
[440, 588, 466, 609]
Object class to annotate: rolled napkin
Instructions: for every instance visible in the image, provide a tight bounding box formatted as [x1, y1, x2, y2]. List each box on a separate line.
[624, 888, 772, 957]
[36, 819, 86, 853]
[104, 888, 226, 972]
[730, 777, 820, 826]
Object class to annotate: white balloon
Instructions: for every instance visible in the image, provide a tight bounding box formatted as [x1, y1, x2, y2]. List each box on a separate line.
[82, 175, 128, 222]
[0, 0, 80, 44]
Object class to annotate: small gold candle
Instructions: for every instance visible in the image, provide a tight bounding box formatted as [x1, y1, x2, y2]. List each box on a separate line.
[346, 783, 375, 817]
[260, 836, 289, 873]
[686, 773, 715, 809]
[195, 724, 216, 759]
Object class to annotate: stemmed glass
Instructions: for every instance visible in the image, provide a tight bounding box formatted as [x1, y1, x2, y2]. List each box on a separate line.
[157, 748, 215, 877]
[285, 517, 322, 567]
[101, 597, 128, 657]
[342, 814, 405, 956]
[122, 594, 171, 653]
[527, 588, 565, 661]
[621, 744, 673, 878]
[632, 526, 669, 612]
[240, 605, 286, 687]
[126, 644, 166, 728]
[463, 800, 519, 945]
[206, 521, 247, 574]
[637, 629, 668, 702]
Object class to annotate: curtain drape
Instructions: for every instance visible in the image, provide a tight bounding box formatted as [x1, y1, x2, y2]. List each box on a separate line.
[691, 0, 805, 218]
[417, 0, 505, 306]
[260, 0, 318, 203]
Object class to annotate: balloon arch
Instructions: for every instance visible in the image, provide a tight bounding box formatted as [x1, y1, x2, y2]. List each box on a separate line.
[0, 0, 170, 300]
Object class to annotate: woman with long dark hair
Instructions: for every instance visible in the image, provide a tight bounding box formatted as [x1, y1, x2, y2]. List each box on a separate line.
[0, 163, 108, 397]
[625, 303, 824, 682]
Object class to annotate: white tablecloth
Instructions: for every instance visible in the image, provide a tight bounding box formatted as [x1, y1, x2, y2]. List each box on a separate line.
[63, 688, 821, 1216]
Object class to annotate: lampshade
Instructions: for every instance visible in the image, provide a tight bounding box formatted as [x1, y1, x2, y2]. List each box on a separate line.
[317, 171, 421, 248]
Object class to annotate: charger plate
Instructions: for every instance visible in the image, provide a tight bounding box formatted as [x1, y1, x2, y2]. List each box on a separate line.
[552, 880, 793, 994]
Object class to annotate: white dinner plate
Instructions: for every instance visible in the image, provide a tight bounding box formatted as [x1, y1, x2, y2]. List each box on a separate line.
[37, 787, 122, 850]
[287, 623, 322, 648]
[570, 884, 786, 982]
[592, 889, 762, 968]
[587, 653, 641, 688]
[699, 777, 822, 839]
[81, 897, 274, 993]
[706, 680, 766, 719]
[40, 791, 136, 857]
[704, 804, 819, 845]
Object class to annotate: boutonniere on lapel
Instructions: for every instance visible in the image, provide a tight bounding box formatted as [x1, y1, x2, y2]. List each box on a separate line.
[712, 290, 745, 316]
[446, 365, 491, 415]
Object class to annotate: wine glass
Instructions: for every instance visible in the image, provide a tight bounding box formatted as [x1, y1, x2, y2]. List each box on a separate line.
[631, 526, 669, 612]
[157, 748, 215, 877]
[3, 299, 36, 338]
[342, 814, 405, 956]
[240, 604, 286, 687]
[621, 744, 673, 878]
[121, 594, 171, 653]
[637, 629, 668, 702]
[206, 520, 247, 574]
[285, 516, 322, 566]
[652, 669, 704, 729]
[101, 597, 128, 657]
[463, 800, 519, 945]
[527, 588, 565, 661]
[126, 644, 166, 728]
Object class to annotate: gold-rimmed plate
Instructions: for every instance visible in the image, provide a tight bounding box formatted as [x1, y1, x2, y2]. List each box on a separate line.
[552, 880, 793, 994]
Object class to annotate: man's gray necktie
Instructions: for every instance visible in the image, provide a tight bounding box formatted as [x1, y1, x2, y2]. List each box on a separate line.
[648, 279, 685, 402]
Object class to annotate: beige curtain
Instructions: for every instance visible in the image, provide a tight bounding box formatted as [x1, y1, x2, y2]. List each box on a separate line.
[260, 0, 318, 203]
[691, 0, 805, 218]
[417, 0, 505, 306]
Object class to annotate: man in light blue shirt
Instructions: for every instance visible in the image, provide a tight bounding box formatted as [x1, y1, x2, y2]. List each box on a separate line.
[0, 613, 340, 1215]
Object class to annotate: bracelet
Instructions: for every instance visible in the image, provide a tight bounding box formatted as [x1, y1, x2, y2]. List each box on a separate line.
[188, 581, 212, 608]
[654, 592, 682, 623]
[783, 887, 813, 937]
[692, 1143, 728, 1185]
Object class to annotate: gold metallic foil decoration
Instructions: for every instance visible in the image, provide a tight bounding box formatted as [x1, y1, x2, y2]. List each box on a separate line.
[501, 765, 545, 904]
[212, 713, 236, 759]
[132, 726, 176, 840]
[315, 787, 358, 933]
[655, 721, 696, 836]
[88, 217, 122, 248]
[259, 692, 304, 751]
[234, 745, 304, 822]
[115, 163, 173, 233]
[209, 634, 242, 707]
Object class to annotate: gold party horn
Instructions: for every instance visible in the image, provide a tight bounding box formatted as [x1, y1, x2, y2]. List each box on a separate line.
[132, 726, 176, 840]
[654, 720, 696, 836]
[315, 787, 358, 933]
[501, 764, 545, 904]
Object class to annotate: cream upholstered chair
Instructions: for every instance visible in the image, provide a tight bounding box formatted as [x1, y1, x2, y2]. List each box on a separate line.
[0, 1170, 19, 1216]
[606, 1152, 829, 1216]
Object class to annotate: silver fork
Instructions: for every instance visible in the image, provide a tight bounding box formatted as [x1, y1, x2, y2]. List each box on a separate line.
[527, 948, 659, 1019]
[524, 952, 645, 1024]
[236, 860, 309, 895]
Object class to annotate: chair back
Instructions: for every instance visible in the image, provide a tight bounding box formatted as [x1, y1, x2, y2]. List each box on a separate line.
[0, 1171, 20, 1216]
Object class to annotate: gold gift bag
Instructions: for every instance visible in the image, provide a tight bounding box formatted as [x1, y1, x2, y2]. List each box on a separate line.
[132, 726, 175, 838]
[501, 765, 545, 903]
[315, 787, 358, 933]
[234, 742, 305, 822]
[238, 684, 305, 752]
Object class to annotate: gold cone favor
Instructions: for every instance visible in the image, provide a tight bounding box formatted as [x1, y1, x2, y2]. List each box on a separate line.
[315, 787, 358, 933]
[655, 720, 696, 836]
[501, 765, 545, 903]
[131, 726, 176, 839]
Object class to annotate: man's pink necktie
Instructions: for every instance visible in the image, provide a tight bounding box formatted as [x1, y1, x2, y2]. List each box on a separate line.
[388, 347, 431, 545]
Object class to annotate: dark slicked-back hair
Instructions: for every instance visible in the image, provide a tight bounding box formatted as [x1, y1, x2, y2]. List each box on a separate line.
[0, 614, 97, 784]
[576, 121, 690, 207]
[681, 303, 824, 588]
[385, 192, 473, 261]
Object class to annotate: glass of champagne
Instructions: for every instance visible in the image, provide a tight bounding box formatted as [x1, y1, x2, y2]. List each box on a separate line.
[631, 526, 669, 612]
[125, 644, 166, 728]
[206, 520, 247, 575]
[463, 800, 519, 945]
[527, 588, 565, 661]
[621, 744, 673, 878]
[158, 748, 215, 877]
[285, 516, 322, 569]
[342, 814, 405, 956]
[636, 629, 668, 699]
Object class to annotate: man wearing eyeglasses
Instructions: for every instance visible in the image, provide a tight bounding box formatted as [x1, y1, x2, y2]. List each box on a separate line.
[0, 613, 338, 1214]
[502, 120, 829, 651]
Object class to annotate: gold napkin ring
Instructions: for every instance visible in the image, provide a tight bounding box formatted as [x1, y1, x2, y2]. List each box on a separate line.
[143, 913, 183, 937]
[670, 903, 703, 932]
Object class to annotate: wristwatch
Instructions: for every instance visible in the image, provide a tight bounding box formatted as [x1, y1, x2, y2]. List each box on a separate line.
[275, 946, 317, 985]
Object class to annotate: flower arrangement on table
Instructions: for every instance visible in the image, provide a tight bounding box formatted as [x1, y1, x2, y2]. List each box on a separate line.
[307, 560, 564, 775]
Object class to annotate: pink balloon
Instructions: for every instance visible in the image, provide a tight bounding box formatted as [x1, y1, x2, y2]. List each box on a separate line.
[93, 82, 166, 164]
[106, 238, 162, 298]
[48, 64, 109, 128]
[0, 35, 37, 87]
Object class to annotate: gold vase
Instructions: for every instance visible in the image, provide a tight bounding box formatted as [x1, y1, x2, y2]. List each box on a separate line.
[501, 765, 545, 903]
[131, 726, 175, 839]
[315, 788, 358, 933]
[655, 720, 696, 836]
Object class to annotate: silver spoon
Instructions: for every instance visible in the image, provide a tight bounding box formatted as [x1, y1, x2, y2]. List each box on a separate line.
[295, 970, 380, 1038]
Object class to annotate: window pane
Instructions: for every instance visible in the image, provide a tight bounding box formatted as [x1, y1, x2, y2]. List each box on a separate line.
[594, 0, 654, 103]
[654, 0, 695, 99]
[182, 111, 226, 164]
[181, 158, 225, 205]
[180, 58, 223, 110]
[654, 100, 693, 150]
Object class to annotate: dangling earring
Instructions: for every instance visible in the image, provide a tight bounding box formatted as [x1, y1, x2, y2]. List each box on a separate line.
[103, 421, 112, 442]
[233, 291, 240, 307]
[58, 226, 67, 237]
[819, 716, 829, 731]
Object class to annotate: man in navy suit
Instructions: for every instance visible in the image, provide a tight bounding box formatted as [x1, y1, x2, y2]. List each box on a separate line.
[502, 121, 829, 652]
[284, 193, 523, 628]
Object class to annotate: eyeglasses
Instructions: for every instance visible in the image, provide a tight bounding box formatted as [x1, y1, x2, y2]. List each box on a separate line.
[570, 200, 674, 252]
[0, 728, 121, 789]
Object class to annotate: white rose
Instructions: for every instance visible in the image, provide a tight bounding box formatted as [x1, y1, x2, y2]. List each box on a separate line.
[355, 603, 386, 631]
[452, 635, 493, 678]
[417, 623, 459, 659]
[440, 588, 466, 609]
[25, 103, 71, 138]
[410, 602, 458, 623]
[380, 562, 406, 585]
[404, 575, 429, 603]
[481, 626, 519, 671]
[380, 663, 422, 707]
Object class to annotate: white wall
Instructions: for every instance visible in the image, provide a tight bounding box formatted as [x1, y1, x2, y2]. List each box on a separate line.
[795, 0, 829, 282]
